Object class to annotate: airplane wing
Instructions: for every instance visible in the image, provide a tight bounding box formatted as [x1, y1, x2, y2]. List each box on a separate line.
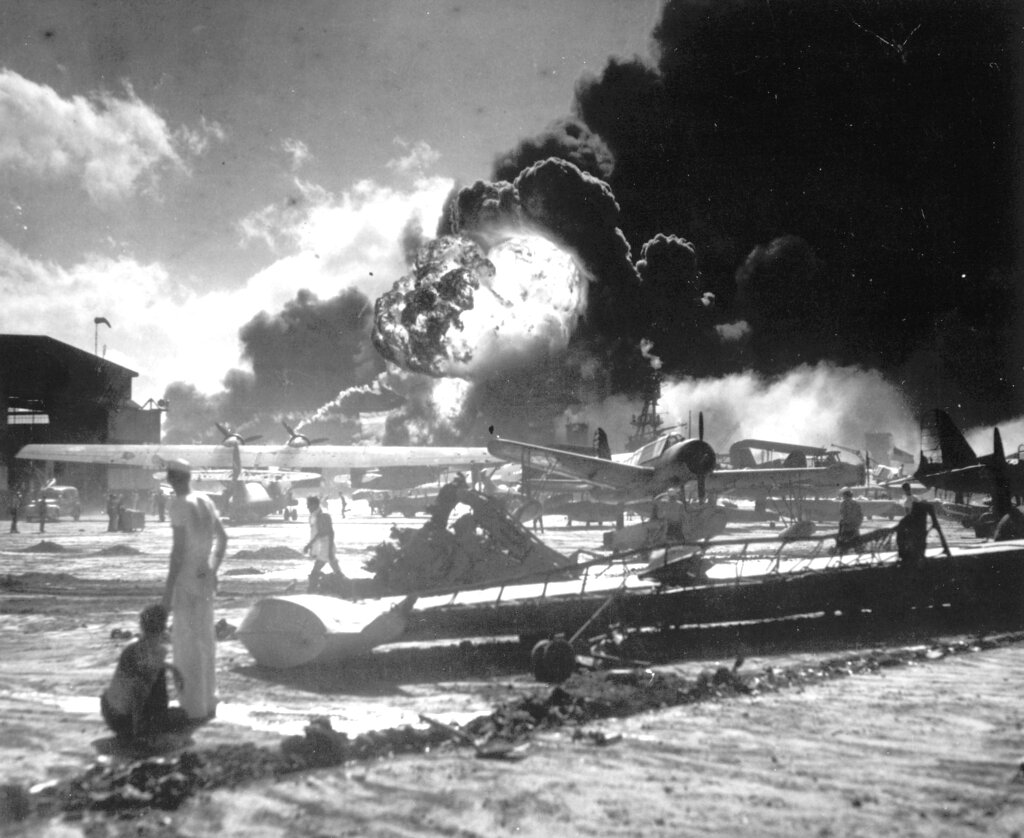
[708, 462, 864, 494]
[17, 443, 500, 471]
[487, 438, 653, 490]
[185, 468, 324, 485]
[16, 444, 235, 469]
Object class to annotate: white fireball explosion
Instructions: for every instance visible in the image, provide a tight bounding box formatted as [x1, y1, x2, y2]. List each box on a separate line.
[300, 231, 586, 441]
[372, 232, 586, 380]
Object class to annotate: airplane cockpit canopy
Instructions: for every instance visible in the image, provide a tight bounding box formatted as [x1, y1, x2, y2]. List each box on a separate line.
[627, 433, 685, 467]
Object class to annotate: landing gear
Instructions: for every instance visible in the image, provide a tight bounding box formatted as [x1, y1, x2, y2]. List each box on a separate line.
[530, 638, 576, 683]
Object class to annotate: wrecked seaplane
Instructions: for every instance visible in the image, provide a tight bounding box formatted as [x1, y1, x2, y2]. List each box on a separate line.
[236, 479, 590, 668]
[236, 474, 1024, 673]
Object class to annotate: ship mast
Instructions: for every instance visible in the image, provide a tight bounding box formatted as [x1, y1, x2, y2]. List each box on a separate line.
[627, 369, 666, 452]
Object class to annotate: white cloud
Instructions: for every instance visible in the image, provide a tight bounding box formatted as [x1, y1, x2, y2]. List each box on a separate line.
[0, 170, 454, 398]
[0, 239, 244, 398]
[386, 138, 441, 175]
[238, 173, 454, 304]
[177, 116, 227, 157]
[282, 137, 311, 170]
[0, 69, 218, 202]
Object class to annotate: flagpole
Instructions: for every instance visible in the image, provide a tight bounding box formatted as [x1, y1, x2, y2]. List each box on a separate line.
[93, 316, 111, 356]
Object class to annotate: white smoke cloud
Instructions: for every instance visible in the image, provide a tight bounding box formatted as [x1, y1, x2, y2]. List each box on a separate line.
[964, 416, 1024, 458]
[563, 363, 919, 456]
[238, 174, 454, 301]
[0, 69, 214, 202]
[715, 320, 751, 342]
[659, 364, 919, 454]
[0, 162, 462, 400]
[282, 137, 311, 171]
[386, 138, 441, 175]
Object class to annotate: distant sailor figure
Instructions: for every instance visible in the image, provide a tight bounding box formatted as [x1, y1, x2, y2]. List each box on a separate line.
[303, 496, 343, 592]
[896, 497, 949, 569]
[900, 482, 915, 514]
[652, 478, 686, 540]
[106, 492, 119, 532]
[837, 488, 864, 549]
[8, 490, 20, 533]
[162, 458, 227, 722]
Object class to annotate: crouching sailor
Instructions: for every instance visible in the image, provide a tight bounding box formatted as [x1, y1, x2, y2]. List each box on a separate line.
[101, 604, 185, 742]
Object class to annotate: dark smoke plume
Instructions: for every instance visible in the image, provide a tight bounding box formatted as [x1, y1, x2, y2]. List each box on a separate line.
[493, 117, 615, 183]
[163, 287, 383, 443]
[492, 0, 1022, 428]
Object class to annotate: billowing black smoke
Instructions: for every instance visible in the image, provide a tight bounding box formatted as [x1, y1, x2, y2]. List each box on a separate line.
[492, 0, 1022, 428]
[166, 0, 1021, 447]
[493, 117, 615, 183]
[162, 288, 383, 443]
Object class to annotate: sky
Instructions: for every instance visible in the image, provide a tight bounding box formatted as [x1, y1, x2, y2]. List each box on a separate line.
[0, 0, 660, 400]
[1, 0, 1019, 457]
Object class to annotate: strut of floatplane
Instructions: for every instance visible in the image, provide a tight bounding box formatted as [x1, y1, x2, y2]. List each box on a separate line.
[234, 526, 1024, 670]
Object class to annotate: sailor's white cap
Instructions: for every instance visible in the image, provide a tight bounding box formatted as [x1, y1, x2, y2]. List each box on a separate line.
[166, 458, 191, 476]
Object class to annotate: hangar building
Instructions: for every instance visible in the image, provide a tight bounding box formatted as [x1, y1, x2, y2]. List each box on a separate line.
[0, 335, 163, 511]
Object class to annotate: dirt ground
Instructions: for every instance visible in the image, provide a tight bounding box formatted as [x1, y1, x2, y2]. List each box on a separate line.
[2, 507, 1024, 837]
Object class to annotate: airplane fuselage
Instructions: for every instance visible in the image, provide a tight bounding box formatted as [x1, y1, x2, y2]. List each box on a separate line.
[915, 462, 1024, 499]
[215, 479, 297, 523]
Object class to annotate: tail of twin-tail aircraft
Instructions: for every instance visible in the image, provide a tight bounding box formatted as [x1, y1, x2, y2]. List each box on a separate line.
[920, 409, 979, 469]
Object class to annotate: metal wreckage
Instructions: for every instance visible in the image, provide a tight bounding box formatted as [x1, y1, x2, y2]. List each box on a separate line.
[236, 463, 1024, 681]
[359, 475, 577, 595]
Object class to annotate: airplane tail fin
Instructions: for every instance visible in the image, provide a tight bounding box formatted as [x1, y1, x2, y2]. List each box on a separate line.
[991, 427, 1014, 516]
[994, 427, 1006, 463]
[595, 428, 612, 460]
[923, 409, 978, 469]
[728, 444, 758, 469]
[782, 451, 808, 468]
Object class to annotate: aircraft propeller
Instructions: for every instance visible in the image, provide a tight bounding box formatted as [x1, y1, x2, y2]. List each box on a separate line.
[673, 411, 716, 503]
[283, 421, 329, 447]
[697, 412, 708, 503]
[216, 422, 262, 445]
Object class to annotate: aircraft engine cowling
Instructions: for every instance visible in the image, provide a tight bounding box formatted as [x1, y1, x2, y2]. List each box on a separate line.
[676, 438, 716, 478]
[654, 438, 717, 492]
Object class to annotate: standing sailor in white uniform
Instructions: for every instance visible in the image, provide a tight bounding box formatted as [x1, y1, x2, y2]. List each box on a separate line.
[162, 458, 227, 722]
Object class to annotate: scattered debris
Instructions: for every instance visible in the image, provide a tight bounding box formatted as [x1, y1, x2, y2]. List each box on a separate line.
[365, 485, 573, 593]
[571, 729, 623, 747]
[109, 628, 134, 641]
[61, 751, 207, 815]
[9, 630, 1024, 825]
[419, 714, 529, 760]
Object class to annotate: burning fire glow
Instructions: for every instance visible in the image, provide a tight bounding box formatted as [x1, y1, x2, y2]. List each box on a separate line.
[372, 232, 586, 380]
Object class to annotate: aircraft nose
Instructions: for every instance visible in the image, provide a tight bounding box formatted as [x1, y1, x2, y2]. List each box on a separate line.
[678, 439, 716, 476]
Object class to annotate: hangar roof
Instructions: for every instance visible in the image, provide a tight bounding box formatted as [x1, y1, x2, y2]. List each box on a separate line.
[0, 334, 138, 412]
